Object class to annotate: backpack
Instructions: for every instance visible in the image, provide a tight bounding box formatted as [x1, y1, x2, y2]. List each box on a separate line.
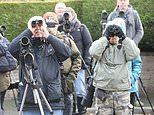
[0, 44, 17, 73]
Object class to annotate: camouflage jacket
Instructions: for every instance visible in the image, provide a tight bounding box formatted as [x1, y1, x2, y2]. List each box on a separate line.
[56, 32, 81, 81]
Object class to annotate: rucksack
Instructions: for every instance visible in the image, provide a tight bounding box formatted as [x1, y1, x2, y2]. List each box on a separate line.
[0, 44, 17, 73]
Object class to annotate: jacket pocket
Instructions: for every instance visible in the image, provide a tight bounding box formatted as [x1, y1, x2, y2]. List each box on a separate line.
[95, 88, 108, 102]
[63, 78, 74, 94]
[47, 83, 62, 102]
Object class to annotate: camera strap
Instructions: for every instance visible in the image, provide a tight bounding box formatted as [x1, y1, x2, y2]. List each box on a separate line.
[92, 43, 109, 74]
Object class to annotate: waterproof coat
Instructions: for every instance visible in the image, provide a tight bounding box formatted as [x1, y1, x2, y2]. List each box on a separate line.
[89, 37, 140, 91]
[56, 32, 81, 94]
[9, 29, 72, 110]
[0, 37, 11, 92]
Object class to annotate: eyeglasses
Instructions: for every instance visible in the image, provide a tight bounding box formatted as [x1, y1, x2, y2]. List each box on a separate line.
[46, 22, 58, 28]
[31, 20, 43, 28]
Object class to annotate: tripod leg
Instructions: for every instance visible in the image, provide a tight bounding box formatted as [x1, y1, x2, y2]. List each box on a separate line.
[9, 72, 18, 109]
[130, 92, 136, 115]
[38, 88, 53, 114]
[19, 84, 29, 115]
[33, 88, 45, 115]
[73, 91, 77, 114]
[135, 92, 146, 115]
[139, 77, 154, 112]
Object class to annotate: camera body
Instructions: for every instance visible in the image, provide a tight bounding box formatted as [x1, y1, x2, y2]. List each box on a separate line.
[58, 13, 71, 33]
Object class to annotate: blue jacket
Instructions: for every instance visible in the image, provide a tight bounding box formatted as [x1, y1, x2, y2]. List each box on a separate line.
[9, 28, 72, 110]
[130, 56, 142, 93]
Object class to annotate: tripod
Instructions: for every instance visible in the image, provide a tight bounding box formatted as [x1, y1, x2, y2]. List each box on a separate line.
[139, 77, 154, 113]
[131, 77, 154, 115]
[18, 53, 53, 115]
[131, 92, 146, 115]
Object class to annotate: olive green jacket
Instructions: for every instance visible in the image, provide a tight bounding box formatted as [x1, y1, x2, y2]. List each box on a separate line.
[56, 33, 81, 81]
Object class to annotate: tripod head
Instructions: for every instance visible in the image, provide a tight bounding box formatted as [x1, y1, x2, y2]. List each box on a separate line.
[24, 52, 34, 69]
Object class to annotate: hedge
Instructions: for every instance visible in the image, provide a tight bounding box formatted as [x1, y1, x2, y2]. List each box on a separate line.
[0, 0, 154, 51]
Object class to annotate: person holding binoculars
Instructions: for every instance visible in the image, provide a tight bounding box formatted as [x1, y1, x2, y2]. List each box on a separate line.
[89, 18, 140, 115]
[9, 16, 72, 115]
[107, 0, 144, 107]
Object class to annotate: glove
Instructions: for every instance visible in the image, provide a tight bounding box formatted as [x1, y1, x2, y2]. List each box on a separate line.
[104, 25, 114, 40]
[104, 25, 126, 40]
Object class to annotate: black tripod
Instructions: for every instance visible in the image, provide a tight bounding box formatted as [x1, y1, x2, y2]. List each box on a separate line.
[131, 92, 146, 115]
[18, 53, 53, 115]
[131, 77, 154, 115]
[139, 77, 154, 113]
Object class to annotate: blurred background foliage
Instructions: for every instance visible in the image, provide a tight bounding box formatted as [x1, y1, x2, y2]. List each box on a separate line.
[0, 0, 154, 51]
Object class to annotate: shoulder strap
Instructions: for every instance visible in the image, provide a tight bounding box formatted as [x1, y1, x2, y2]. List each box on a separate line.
[92, 43, 109, 73]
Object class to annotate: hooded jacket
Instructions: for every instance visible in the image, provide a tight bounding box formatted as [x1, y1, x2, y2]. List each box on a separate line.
[89, 18, 140, 91]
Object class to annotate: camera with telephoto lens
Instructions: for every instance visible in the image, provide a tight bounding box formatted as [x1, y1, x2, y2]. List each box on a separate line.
[0, 25, 6, 36]
[20, 36, 33, 56]
[58, 13, 71, 33]
[62, 12, 71, 33]
[20, 36, 31, 47]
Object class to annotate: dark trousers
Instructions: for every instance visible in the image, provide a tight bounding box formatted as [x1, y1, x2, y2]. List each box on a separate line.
[130, 92, 136, 106]
[63, 93, 73, 115]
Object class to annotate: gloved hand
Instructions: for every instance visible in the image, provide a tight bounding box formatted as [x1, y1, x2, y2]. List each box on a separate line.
[104, 25, 126, 40]
[104, 25, 114, 40]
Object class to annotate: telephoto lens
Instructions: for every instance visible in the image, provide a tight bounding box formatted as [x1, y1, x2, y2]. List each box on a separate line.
[20, 36, 30, 47]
